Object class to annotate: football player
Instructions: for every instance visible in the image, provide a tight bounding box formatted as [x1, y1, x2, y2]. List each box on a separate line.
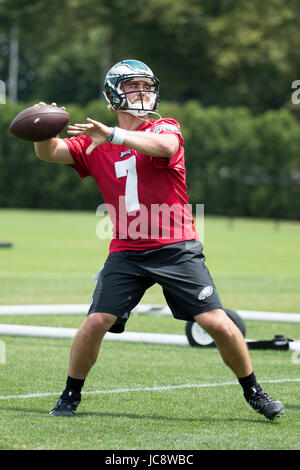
[34, 60, 285, 420]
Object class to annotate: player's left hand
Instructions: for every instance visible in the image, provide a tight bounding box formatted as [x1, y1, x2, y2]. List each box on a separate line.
[68, 118, 112, 155]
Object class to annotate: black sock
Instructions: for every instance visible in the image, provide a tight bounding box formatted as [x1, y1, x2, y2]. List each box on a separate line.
[65, 376, 85, 395]
[238, 372, 260, 397]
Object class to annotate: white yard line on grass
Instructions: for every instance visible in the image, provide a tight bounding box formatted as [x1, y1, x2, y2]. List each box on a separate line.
[0, 377, 299, 401]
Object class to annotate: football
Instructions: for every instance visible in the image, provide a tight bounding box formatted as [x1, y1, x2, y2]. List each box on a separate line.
[9, 104, 69, 142]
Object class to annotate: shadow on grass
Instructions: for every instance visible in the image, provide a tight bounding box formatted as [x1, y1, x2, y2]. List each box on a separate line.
[0, 405, 281, 425]
[284, 404, 300, 411]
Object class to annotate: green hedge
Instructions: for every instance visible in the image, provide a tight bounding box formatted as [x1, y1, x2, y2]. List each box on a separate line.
[180, 102, 300, 219]
[1, 100, 300, 219]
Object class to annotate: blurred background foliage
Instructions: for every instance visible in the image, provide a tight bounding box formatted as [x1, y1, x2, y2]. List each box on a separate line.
[0, 0, 300, 218]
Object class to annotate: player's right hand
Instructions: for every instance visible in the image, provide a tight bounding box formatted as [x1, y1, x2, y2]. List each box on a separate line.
[67, 118, 112, 155]
[36, 101, 67, 112]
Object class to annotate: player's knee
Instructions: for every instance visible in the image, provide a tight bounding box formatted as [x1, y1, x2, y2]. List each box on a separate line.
[86, 312, 116, 333]
[195, 308, 236, 338]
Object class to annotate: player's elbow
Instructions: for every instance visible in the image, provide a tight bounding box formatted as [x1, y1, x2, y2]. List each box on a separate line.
[159, 136, 179, 158]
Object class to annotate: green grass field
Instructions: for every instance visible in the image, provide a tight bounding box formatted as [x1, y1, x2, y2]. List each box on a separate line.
[0, 209, 300, 450]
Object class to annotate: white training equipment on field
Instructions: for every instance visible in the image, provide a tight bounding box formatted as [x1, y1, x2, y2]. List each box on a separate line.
[1, 304, 300, 322]
[0, 322, 299, 351]
[0, 323, 190, 346]
[0, 304, 300, 351]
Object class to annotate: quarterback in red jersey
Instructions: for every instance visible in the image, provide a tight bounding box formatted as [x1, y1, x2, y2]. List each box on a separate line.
[34, 59, 284, 420]
[65, 115, 197, 252]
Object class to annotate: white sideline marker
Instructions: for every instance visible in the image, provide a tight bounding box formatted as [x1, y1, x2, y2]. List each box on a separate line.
[0, 377, 300, 401]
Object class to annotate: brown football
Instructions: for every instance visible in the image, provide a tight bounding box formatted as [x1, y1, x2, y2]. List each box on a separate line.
[9, 104, 69, 142]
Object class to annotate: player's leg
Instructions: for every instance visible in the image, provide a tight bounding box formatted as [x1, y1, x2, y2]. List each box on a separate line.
[49, 312, 116, 417]
[194, 308, 285, 419]
[68, 312, 117, 379]
[194, 308, 252, 378]
[150, 241, 285, 420]
[50, 251, 154, 417]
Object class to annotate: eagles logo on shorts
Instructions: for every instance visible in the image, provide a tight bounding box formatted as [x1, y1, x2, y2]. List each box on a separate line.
[198, 286, 214, 301]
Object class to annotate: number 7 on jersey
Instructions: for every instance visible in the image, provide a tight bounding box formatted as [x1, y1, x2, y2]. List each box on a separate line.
[115, 156, 140, 213]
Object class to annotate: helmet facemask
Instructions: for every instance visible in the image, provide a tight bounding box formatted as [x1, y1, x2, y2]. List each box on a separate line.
[118, 77, 159, 117]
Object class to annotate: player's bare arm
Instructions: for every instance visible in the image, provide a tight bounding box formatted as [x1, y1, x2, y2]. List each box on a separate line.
[34, 137, 74, 164]
[122, 129, 179, 158]
[68, 118, 179, 158]
[33, 102, 74, 164]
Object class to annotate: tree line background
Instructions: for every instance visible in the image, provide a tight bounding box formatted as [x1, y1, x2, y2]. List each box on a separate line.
[1, 0, 300, 219]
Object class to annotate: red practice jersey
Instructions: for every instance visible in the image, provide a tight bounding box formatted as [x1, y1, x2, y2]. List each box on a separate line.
[64, 118, 198, 253]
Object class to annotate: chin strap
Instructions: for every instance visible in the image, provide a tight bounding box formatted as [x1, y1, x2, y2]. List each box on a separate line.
[118, 109, 161, 122]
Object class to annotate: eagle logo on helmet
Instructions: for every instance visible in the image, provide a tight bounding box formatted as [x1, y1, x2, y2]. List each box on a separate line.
[103, 59, 160, 117]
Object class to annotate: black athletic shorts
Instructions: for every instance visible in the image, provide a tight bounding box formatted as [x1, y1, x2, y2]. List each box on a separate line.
[88, 240, 223, 322]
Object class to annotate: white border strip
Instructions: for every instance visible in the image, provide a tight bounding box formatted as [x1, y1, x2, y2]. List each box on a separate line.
[0, 377, 299, 401]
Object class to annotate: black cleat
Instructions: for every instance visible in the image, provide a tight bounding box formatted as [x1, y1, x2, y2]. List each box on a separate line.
[49, 390, 81, 417]
[245, 386, 285, 420]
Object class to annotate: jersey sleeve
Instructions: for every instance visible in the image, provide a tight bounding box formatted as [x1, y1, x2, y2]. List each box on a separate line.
[149, 118, 184, 169]
[63, 135, 92, 178]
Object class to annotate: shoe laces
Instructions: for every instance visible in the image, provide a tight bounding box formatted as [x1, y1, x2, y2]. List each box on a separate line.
[60, 390, 81, 404]
[248, 386, 273, 403]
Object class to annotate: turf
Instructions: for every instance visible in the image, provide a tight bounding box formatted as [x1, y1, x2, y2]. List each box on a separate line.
[0, 209, 300, 450]
[0, 336, 299, 450]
